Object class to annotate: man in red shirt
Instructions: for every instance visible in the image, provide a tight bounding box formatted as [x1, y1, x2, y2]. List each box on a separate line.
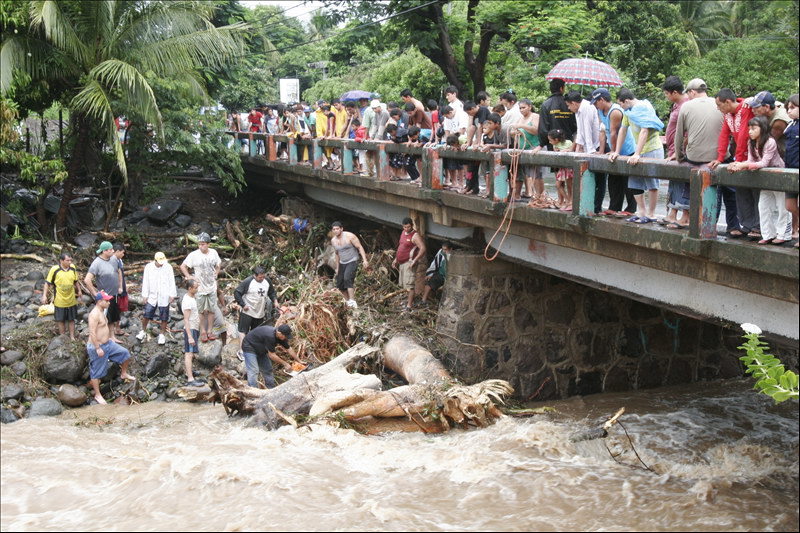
[248, 107, 264, 154]
[710, 88, 756, 237]
[391, 217, 426, 311]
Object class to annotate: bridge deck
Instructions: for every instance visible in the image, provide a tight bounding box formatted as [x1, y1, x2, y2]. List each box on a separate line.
[232, 133, 800, 341]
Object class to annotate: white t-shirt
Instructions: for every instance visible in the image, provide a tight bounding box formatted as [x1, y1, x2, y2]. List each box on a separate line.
[181, 294, 200, 331]
[182, 248, 221, 295]
[242, 278, 271, 319]
[444, 110, 469, 135]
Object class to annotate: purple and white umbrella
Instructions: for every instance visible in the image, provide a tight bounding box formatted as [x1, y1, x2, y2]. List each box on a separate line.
[545, 58, 623, 87]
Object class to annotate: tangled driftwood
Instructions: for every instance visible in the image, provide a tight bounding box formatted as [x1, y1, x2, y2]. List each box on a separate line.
[180, 335, 513, 434]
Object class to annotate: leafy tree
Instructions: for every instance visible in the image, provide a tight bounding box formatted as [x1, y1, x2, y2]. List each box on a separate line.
[1, 0, 247, 234]
[677, 38, 799, 100]
[673, 0, 732, 56]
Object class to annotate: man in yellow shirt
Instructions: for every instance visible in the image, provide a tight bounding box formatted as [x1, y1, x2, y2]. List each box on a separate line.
[41, 253, 82, 340]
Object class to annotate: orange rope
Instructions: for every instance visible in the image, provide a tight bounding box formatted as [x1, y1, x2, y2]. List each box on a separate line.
[484, 146, 522, 261]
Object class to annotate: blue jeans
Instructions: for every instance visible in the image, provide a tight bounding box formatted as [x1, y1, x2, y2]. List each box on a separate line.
[243, 351, 276, 388]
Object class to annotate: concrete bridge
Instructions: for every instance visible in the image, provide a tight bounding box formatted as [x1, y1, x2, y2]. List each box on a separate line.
[232, 133, 799, 346]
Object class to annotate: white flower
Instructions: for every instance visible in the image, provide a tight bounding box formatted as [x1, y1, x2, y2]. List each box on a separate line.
[741, 323, 762, 335]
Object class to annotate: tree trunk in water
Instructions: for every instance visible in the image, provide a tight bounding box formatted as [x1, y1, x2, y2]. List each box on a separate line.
[184, 336, 513, 434]
[55, 115, 91, 237]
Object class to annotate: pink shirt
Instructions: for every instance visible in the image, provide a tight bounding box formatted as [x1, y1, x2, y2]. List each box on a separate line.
[665, 97, 688, 158]
[747, 137, 785, 170]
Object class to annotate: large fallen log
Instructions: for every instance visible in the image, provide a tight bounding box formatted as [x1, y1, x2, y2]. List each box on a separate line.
[183, 343, 383, 427]
[313, 336, 513, 433]
[184, 336, 512, 434]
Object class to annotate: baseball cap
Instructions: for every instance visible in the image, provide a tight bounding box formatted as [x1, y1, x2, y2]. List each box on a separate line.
[154, 251, 167, 265]
[684, 78, 708, 93]
[590, 88, 611, 104]
[316, 99, 325, 106]
[95, 290, 113, 301]
[96, 241, 113, 254]
[749, 91, 776, 109]
[197, 232, 211, 243]
[370, 99, 382, 109]
[277, 324, 293, 341]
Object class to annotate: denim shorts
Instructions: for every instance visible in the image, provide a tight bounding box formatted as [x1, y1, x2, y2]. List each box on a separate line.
[627, 147, 663, 191]
[183, 329, 200, 353]
[87, 340, 131, 379]
[143, 302, 170, 322]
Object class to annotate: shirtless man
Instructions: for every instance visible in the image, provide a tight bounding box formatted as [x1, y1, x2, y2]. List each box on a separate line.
[331, 221, 369, 308]
[87, 291, 135, 404]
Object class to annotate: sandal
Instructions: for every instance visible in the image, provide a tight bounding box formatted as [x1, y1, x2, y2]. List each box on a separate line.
[757, 238, 774, 245]
[747, 231, 762, 240]
[200, 332, 209, 343]
[771, 239, 787, 245]
[207, 333, 217, 341]
[666, 222, 687, 230]
[634, 216, 653, 224]
[626, 215, 641, 222]
[727, 229, 744, 238]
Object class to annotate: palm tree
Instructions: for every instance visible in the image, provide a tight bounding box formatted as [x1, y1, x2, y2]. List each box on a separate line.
[1, 0, 247, 233]
[676, 0, 732, 56]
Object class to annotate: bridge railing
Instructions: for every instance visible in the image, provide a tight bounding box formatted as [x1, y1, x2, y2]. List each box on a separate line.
[228, 131, 799, 241]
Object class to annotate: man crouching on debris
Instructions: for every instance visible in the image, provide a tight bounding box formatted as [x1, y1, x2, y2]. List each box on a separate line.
[241, 324, 303, 388]
[87, 291, 135, 404]
[330, 221, 369, 308]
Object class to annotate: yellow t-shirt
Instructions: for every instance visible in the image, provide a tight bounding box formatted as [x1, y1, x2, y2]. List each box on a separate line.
[46, 265, 79, 308]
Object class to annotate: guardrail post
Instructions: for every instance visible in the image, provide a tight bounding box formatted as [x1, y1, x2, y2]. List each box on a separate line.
[342, 143, 354, 173]
[493, 151, 509, 202]
[312, 139, 323, 169]
[246, 133, 255, 157]
[422, 147, 443, 189]
[377, 143, 391, 181]
[689, 167, 718, 239]
[288, 136, 297, 165]
[574, 159, 594, 216]
[268, 135, 277, 161]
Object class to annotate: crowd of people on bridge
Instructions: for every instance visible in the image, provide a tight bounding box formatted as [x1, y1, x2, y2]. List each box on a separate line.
[230, 77, 799, 248]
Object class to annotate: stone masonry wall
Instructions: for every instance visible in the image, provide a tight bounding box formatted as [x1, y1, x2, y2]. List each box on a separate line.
[435, 252, 799, 400]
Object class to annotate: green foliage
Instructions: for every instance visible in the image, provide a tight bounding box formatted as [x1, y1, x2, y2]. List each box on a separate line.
[303, 48, 446, 105]
[510, 1, 600, 62]
[593, 0, 696, 85]
[0, 146, 67, 195]
[739, 331, 799, 403]
[677, 38, 799, 100]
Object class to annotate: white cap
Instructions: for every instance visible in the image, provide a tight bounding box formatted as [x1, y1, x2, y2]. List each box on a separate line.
[370, 99, 382, 109]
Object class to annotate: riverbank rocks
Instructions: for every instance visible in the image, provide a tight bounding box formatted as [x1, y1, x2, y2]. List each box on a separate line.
[1, 350, 24, 366]
[1, 407, 18, 424]
[29, 398, 63, 417]
[146, 200, 182, 223]
[74, 232, 98, 249]
[26, 270, 44, 281]
[56, 384, 87, 407]
[43, 336, 86, 383]
[197, 339, 222, 367]
[2, 383, 24, 401]
[10, 361, 26, 376]
[145, 353, 170, 378]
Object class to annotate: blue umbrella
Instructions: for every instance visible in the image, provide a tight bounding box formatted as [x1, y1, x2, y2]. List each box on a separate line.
[340, 90, 373, 101]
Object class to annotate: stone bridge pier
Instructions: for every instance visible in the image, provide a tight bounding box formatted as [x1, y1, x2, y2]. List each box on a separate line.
[435, 252, 798, 400]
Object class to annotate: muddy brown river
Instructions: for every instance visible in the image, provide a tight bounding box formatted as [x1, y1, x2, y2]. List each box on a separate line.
[1, 378, 797, 531]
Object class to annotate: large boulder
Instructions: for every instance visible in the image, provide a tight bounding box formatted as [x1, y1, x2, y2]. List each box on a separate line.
[1, 350, 24, 366]
[1, 383, 24, 401]
[145, 353, 170, 378]
[29, 398, 63, 417]
[10, 361, 26, 376]
[197, 339, 223, 367]
[74, 232, 98, 249]
[43, 336, 86, 383]
[1, 407, 19, 424]
[145, 200, 182, 223]
[56, 384, 88, 407]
